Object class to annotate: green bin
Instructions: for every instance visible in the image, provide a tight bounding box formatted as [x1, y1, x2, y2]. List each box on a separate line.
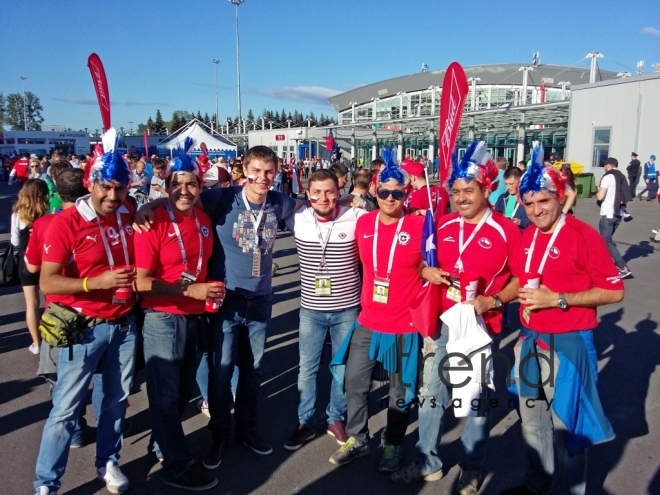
[575, 173, 596, 199]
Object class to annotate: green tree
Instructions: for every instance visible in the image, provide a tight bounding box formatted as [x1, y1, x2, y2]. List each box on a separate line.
[170, 110, 192, 133]
[196, 110, 203, 122]
[145, 117, 154, 133]
[5, 91, 44, 130]
[203, 112, 210, 125]
[153, 109, 166, 134]
[246, 108, 254, 124]
[0, 93, 5, 133]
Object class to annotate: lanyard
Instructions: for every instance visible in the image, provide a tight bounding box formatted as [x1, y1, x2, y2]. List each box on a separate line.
[241, 189, 266, 252]
[165, 202, 204, 278]
[373, 212, 405, 280]
[92, 200, 130, 270]
[524, 214, 566, 274]
[313, 208, 336, 268]
[456, 208, 491, 272]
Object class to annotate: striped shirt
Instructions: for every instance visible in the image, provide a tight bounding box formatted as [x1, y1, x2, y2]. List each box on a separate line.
[286, 205, 366, 311]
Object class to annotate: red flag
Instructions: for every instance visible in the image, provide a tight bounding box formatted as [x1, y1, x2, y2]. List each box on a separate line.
[200, 142, 209, 157]
[438, 62, 468, 185]
[87, 53, 111, 131]
[143, 129, 149, 156]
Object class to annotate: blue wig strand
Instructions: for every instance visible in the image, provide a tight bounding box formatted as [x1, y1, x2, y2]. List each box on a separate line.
[378, 147, 407, 186]
[169, 137, 198, 175]
[98, 151, 130, 186]
[447, 140, 481, 187]
[518, 142, 548, 200]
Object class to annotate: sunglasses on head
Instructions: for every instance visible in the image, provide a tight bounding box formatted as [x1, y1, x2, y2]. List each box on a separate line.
[377, 189, 406, 201]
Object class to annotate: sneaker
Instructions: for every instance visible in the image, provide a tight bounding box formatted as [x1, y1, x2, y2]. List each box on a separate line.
[457, 468, 482, 495]
[328, 437, 370, 466]
[652, 229, 659, 235]
[70, 426, 86, 449]
[498, 484, 537, 495]
[283, 424, 316, 451]
[651, 236, 660, 244]
[163, 466, 219, 491]
[236, 430, 273, 455]
[378, 443, 401, 472]
[623, 214, 633, 222]
[196, 398, 211, 418]
[618, 266, 633, 279]
[34, 487, 58, 495]
[97, 461, 130, 494]
[326, 421, 349, 445]
[29, 343, 40, 355]
[202, 438, 228, 470]
[390, 461, 443, 485]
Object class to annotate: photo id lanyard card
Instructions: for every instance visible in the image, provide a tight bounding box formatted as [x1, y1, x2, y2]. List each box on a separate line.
[241, 190, 266, 277]
[314, 212, 335, 296]
[522, 214, 566, 323]
[94, 201, 130, 304]
[372, 213, 404, 304]
[165, 202, 204, 285]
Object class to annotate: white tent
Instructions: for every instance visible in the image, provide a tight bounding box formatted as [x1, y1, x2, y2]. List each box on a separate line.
[157, 119, 237, 158]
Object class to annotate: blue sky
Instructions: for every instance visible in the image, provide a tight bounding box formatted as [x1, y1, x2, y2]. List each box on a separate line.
[1, 0, 658, 131]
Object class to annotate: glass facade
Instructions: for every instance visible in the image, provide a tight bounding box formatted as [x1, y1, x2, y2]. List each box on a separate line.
[592, 128, 611, 168]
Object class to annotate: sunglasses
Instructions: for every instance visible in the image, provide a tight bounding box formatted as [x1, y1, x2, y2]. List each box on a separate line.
[377, 189, 406, 201]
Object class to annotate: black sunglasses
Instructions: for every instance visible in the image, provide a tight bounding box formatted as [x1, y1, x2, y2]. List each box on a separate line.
[377, 189, 406, 201]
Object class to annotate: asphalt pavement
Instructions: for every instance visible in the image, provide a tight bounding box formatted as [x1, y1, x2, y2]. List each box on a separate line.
[1, 180, 659, 495]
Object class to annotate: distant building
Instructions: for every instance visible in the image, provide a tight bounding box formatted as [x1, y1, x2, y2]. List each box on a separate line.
[0, 130, 90, 156]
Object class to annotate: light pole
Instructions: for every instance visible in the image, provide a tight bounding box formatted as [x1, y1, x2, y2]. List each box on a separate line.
[229, 0, 245, 122]
[20, 76, 28, 131]
[211, 58, 221, 133]
[128, 121, 134, 135]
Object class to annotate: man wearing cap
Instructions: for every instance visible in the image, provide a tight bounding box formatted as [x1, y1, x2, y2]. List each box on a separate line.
[638, 154, 658, 201]
[500, 143, 623, 495]
[401, 158, 449, 220]
[33, 129, 137, 495]
[392, 141, 523, 495]
[627, 152, 641, 198]
[596, 157, 633, 279]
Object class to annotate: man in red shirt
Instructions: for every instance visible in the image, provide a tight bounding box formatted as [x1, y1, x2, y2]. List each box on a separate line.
[401, 158, 449, 220]
[135, 144, 223, 491]
[8, 152, 30, 185]
[328, 150, 424, 473]
[33, 130, 137, 495]
[392, 142, 523, 494]
[500, 143, 623, 495]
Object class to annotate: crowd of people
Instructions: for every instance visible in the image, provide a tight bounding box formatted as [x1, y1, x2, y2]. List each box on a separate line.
[1, 131, 641, 495]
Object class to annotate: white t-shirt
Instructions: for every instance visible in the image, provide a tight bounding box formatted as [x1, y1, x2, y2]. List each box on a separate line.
[599, 174, 616, 218]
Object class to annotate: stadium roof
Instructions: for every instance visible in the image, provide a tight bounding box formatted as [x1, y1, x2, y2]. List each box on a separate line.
[328, 63, 618, 112]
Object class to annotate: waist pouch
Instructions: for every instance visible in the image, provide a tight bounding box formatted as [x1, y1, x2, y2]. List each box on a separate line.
[39, 302, 94, 347]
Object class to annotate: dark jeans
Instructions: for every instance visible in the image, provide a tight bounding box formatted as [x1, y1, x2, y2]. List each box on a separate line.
[143, 312, 203, 480]
[639, 179, 658, 200]
[598, 216, 626, 269]
[207, 291, 273, 440]
[344, 325, 410, 446]
[628, 174, 640, 197]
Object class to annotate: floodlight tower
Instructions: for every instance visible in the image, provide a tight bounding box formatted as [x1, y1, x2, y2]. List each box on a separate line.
[229, 0, 245, 123]
[20, 76, 28, 130]
[211, 58, 221, 132]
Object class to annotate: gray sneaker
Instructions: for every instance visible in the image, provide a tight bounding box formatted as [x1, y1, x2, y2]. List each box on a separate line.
[378, 443, 401, 472]
[390, 461, 443, 485]
[457, 468, 482, 495]
[328, 437, 370, 466]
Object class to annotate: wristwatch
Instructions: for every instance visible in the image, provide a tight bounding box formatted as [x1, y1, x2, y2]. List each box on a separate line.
[492, 295, 503, 310]
[557, 293, 568, 310]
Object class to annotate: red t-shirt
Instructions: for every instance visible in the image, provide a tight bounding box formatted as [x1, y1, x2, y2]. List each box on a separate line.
[42, 197, 136, 319]
[407, 185, 449, 221]
[14, 158, 29, 181]
[436, 210, 524, 333]
[24, 214, 55, 267]
[519, 215, 624, 333]
[356, 211, 424, 333]
[135, 204, 213, 314]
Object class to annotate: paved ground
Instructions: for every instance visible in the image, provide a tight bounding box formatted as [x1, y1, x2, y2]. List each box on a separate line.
[1, 180, 659, 495]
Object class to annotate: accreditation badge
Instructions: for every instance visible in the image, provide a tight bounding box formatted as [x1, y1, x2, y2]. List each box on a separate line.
[373, 278, 390, 304]
[251, 249, 261, 277]
[447, 276, 462, 303]
[179, 271, 197, 285]
[314, 273, 332, 296]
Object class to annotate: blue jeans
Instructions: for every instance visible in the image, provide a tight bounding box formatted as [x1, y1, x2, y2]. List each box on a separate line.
[143, 311, 203, 480]
[34, 317, 137, 491]
[207, 291, 272, 440]
[415, 323, 499, 475]
[513, 338, 586, 495]
[196, 353, 238, 401]
[297, 306, 359, 426]
[598, 216, 625, 269]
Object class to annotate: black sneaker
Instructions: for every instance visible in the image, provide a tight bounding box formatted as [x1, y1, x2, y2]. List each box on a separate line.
[202, 438, 228, 470]
[328, 437, 370, 466]
[236, 430, 273, 455]
[283, 424, 316, 451]
[618, 266, 633, 279]
[163, 467, 218, 491]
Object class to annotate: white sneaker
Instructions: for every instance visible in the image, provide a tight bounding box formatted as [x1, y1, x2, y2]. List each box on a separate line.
[35, 487, 57, 495]
[29, 343, 40, 355]
[97, 461, 130, 494]
[652, 229, 658, 235]
[197, 398, 211, 418]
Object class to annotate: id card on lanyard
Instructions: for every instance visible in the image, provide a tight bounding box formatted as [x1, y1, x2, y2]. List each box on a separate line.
[522, 214, 566, 323]
[372, 213, 404, 304]
[314, 211, 335, 296]
[94, 201, 130, 304]
[241, 189, 266, 277]
[448, 209, 491, 302]
[165, 202, 204, 285]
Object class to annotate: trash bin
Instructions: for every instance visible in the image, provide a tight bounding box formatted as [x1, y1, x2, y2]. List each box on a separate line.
[575, 173, 596, 199]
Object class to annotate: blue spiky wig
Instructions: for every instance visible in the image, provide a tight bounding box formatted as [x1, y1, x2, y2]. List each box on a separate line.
[377, 147, 410, 190]
[447, 140, 499, 191]
[167, 137, 199, 177]
[518, 142, 565, 202]
[85, 128, 130, 187]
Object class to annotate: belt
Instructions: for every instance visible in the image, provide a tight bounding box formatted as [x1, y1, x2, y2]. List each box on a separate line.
[226, 290, 271, 300]
[88, 314, 131, 327]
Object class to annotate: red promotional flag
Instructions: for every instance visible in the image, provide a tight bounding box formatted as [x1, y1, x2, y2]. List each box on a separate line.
[143, 129, 149, 157]
[438, 62, 469, 185]
[87, 53, 111, 131]
[200, 142, 209, 157]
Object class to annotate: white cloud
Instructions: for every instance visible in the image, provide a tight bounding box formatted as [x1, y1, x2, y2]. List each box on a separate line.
[56, 97, 170, 107]
[250, 86, 341, 105]
[55, 97, 98, 105]
[642, 26, 660, 36]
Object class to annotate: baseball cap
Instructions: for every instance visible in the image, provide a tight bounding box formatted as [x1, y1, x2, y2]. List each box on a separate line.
[604, 157, 618, 167]
[400, 160, 425, 177]
[651, 155, 656, 160]
[631, 152, 638, 157]
[203, 165, 231, 186]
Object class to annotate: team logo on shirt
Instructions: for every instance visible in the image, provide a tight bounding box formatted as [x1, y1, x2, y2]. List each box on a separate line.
[124, 225, 134, 236]
[338, 232, 347, 239]
[548, 246, 560, 259]
[106, 227, 120, 246]
[398, 232, 411, 245]
[201, 226, 210, 238]
[443, 236, 455, 242]
[478, 237, 492, 249]
[85, 235, 98, 244]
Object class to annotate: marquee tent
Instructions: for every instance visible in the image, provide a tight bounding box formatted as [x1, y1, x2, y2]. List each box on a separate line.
[157, 119, 237, 159]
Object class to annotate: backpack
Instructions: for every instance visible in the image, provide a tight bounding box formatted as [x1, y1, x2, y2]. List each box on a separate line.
[0, 244, 19, 286]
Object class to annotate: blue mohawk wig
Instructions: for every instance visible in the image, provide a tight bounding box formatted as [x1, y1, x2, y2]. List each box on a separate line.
[167, 137, 199, 176]
[518, 141, 565, 202]
[87, 128, 131, 187]
[447, 140, 499, 190]
[377, 147, 409, 188]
